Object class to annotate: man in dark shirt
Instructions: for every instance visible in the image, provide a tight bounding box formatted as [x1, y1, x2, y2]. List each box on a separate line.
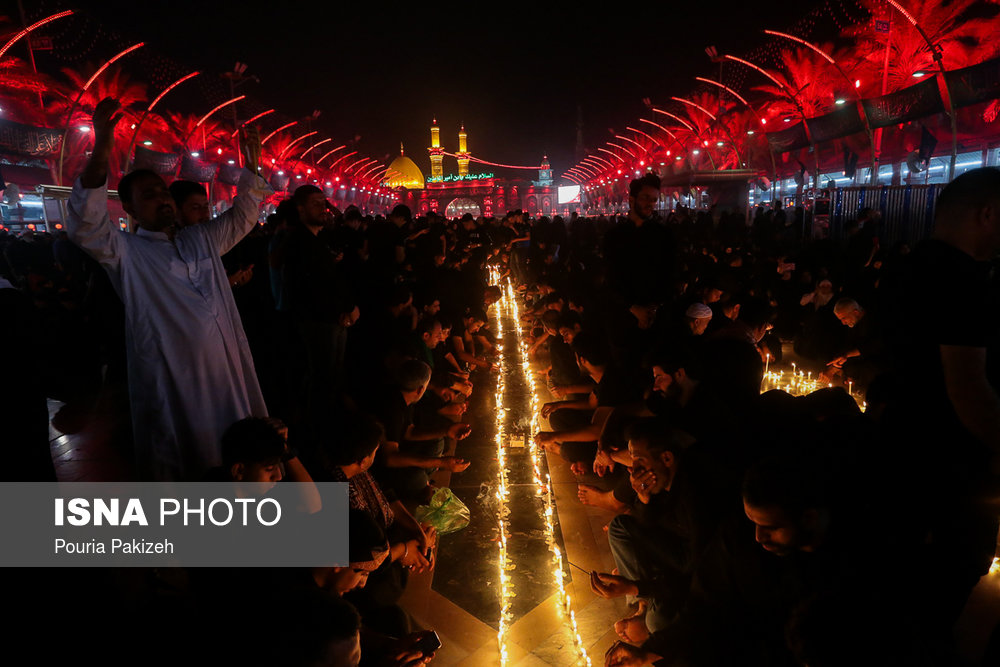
[879, 167, 1000, 642]
[590, 419, 721, 638]
[279, 185, 355, 411]
[602, 173, 675, 307]
[536, 331, 644, 464]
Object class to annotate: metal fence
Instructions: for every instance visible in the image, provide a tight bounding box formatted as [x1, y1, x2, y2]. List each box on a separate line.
[831, 184, 941, 246]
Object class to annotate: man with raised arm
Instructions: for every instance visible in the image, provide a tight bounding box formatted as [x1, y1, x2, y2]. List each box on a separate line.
[67, 97, 272, 481]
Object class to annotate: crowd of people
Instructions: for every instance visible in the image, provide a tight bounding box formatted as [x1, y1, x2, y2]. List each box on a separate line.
[2, 99, 999, 666]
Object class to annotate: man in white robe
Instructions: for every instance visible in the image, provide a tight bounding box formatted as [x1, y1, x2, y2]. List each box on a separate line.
[67, 98, 271, 480]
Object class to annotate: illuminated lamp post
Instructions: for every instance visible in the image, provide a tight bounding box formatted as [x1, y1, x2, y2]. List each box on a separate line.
[563, 173, 582, 184]
[329, 150, 357, 171]
[0, 10, 74, 109]
[641, 117, 696, 170]
[884, 0, 958, 180]
[626, 126, 669, 154]
[585, 155, 615, 170]
[317, 145, 346, 164]
[581, 156, 608, 170]
[299, 137, 332, 161]
[570, 162, 598, 177]
[56, 42, 144, 185]
[607, 141, 636, 159]
[597, 148, 626, 163]
[359, 162, 384, 181]
[0, 10, 74, 60]
[276, 130, 318, 161]
[261, 121, 298, 146]
[580, 160, 608, 180]
[124, 71, 200, 173]
[178, 95, 246, 172]
[724, 54, 818, 210]
[652, 106, 719, 169]
[693, 76, 779, 196]
[565, 169, 590, 183]
[229, 108, 275, 138]
[671, 96, 745, 167]
[343, 157, 376, 175]
[369, 166, 389, 182]
[763, 30, 878, 184]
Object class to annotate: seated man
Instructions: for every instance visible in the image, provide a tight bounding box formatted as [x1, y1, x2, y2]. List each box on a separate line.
[536, 331, 644, 465]
[368, 360, 472, 501]
[590, 419, 719, 642]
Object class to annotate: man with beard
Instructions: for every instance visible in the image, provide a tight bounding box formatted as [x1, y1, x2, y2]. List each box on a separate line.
[67, 98, 271, 480]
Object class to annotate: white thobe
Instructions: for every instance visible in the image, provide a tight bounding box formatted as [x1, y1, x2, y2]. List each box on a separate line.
[67, 170, 271, 481]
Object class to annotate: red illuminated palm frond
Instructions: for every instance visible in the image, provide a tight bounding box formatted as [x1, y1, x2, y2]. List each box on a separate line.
[752, 47, 839, 118]
[847, 0, 1000, 92]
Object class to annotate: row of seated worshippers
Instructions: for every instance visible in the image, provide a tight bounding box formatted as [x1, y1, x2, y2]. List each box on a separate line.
[517, 177, 998, 666]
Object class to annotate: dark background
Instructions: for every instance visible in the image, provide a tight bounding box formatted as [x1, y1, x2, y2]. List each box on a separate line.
[11, 0, 842, 180]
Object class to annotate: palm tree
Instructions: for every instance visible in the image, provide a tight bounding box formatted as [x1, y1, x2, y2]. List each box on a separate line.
[48, 64, 148, 183]
[847, 0, 1000, 94]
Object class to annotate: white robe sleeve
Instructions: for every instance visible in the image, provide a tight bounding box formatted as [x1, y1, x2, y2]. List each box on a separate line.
[65, 177, 127, 283]
[201, 169, 272, 255]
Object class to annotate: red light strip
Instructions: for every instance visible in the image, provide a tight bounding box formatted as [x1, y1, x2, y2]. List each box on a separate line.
[639, 118, 680, 141]
[614, 135, 648, 153]
[299, 137, 332, 160]
[672, 96, 718, 121]
[149, 72, 200, 112]
[317, 145, 347, 164]
[329, 151, 357, 170]
[585, 155, 614, 169]
[230, 108, 275, 138]
[437, 151, 541, 170]
[694, 77, 751, 107]
[196, 95, 244, 128]
[651, 108, 695, 131]
[763, 30, 836, 64]
[597, 148, 625, 162]
[262, 121, 298, 145]
[84, 42, 144, 91]
[343, 157, 375, 174]
[0, 10, 74, 61]
[607, 142, 636, 158]
[277, 131, 318, 159]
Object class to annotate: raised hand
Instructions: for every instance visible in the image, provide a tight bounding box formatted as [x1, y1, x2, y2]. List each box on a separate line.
[81, 97, 124, 188]
[239, 126, 262, 173]
[92, 97, 124, 144]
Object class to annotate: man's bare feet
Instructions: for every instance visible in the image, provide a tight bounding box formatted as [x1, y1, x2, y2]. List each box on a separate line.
[577, 484, 627, 512]
[614, 601, 650, 645]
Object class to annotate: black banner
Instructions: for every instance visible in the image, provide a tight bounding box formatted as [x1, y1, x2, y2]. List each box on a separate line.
[945, 56, 1000, 109]
[861, 77, 945, 129]
[132, 145, 180, 175]
[179, 155, 219, 183]
[0, 119, 63, 157]
[805, 105, 865, 144]
[766, 121, 810, 153]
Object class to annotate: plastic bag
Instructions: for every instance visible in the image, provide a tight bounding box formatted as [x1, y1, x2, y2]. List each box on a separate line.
[414, 487, 470, 535]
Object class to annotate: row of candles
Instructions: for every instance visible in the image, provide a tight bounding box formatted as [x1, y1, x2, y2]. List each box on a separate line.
[489, 267, 592, 666]
[489, 266, 513, 666]
[762, 356, 867, 411]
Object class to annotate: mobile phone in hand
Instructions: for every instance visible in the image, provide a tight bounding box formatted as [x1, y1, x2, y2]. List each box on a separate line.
[414, 630, 441, 655]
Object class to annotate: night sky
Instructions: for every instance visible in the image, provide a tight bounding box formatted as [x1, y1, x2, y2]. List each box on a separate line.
[18, 0, 821, 180]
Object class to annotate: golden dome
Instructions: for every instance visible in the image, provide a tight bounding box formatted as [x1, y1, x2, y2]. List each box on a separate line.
[386, 151, 425, 189]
